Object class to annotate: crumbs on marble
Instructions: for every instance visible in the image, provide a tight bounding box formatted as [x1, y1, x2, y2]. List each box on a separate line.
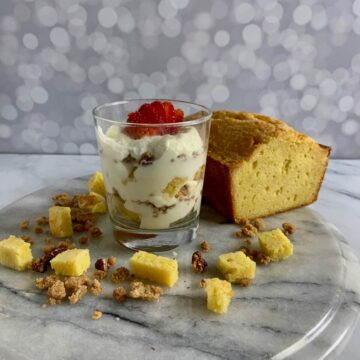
[200, 241, 210, 252]
[20, 220, 30, 230]
[282, 222, 296, 235]
[92, 309, 103, 320]
[128, 281, 163, 302]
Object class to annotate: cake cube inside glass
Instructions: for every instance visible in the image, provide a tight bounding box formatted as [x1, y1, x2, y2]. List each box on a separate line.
[93, 100, 211, 235]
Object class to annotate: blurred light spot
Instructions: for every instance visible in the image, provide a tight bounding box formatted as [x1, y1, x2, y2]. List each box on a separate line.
[353, 0, 360, 16]
[262, 16, 280, 34]
[43, 121, 60, 137]
[338, 96, 354, 112]
[238, 47, 256, 69]
[273, 62, 291, 82]
[0, 124, 11, 139]
[16, 97, 33, 112]
[37, 6, 58, 27]
[150, 71, 167, 87]
[170, 0, 189, 9]
[290, 74, 306, 90]
[158, 0, 177, 19]
[98, 7, 118, 28]
[108, 77, 124, 94]
[293, 5, 312, 26]
[23, 33, 39, 50]
[14, 3, 31, 22]
[63, 142, 78, 154]
[80, 143, 97, 154]
[1, 104, 17, 121]
[118, 8, 135, 33]
[341, 119, 359, 135]
[243, 24, 262, 50]
[50, 27, 71, 51]
[253, 60, 271, 81]
[212, 84, 229, 103]
[214, 30, 230, 47]
[138, 82, 157, 97]
[260, 92, 277, 108]
[162, 18, 181, 37]
[300, 94, 318, 111]
[31, 86, 48, 104]
[88, 65, 107, 85]
[41, 138, 58, 153]
[351, 54, 360, 73]
[319, 78, 337, 96]
[281, 29, 298, 50]
[211, 0, 228, 19]
[2, 16, 18, 32]
[194, 12, 213, 30]
[167, 56, 186, 76]
[311, 6, 328, 30]
[234, 3, 255, 24]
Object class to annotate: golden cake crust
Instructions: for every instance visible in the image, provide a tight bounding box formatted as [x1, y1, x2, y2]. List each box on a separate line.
[204, 111, 331, 222]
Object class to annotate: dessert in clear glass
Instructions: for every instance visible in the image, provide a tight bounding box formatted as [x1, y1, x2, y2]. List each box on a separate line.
[93, 99, 212, 251]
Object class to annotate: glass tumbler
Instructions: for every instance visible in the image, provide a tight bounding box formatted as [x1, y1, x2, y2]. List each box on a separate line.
[93, 99, 212, 252]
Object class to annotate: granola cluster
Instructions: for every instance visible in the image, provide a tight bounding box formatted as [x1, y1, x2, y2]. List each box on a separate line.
[240, 246, 272, 266]
[35, 274, 102, 305]
[282, 222, 296, 235]
[128, 281, 163, 302]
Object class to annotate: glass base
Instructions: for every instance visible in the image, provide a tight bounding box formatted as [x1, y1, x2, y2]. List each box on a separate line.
[113, 224, 198, 252]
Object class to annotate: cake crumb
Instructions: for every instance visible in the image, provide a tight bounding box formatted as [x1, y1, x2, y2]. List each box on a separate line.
[128, 281, 163, 302]
[48, 297, 61, 305]
[34, 226, 44, 234]
[89, 226, 102, 238]
[252, 218, 265, 231]
[282, 222, 296, 235]
[107, 256, 117, 267]
[79, 236, 88, 245]
[89, 279, 102, 296]
[113, 287, 127, 303]
[68, 285, 87, 304]
[238, 278, 252, 287]
[20, 235, 33, 245]
[41, 304, 48, 309]
[191, 251, 208, 273]
[36, 216, 49, 226]
[92, 309, 103, 320]
[20, 220, 30, 230]
[200, 241, 210, 252]
[93, 270, 107, 280]
[199, 279, 206, 288]
[240, 223, 258, 238]
[238, 218, 250, 226]
[111, 267, 131, 284]
[47, 280, 66, 300]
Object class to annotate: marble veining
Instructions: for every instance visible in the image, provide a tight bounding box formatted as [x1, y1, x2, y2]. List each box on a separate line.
[0, 155, 359, 359]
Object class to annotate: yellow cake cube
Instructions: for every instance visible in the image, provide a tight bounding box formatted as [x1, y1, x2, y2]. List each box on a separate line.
[218, 251, 256, 283]
[77, 192, 107, 214]
[258, 229, 293, 261]
[50, 249, 90, 276]
[88, 171, 106, 197]
[130, 251, 178, 287]
[204, 278, 234, 314]
[49, 206, 73, 238]
[0, 235, 33, 271]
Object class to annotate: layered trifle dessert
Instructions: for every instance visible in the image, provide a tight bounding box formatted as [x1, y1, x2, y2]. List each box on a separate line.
[96, 101, 207, 230]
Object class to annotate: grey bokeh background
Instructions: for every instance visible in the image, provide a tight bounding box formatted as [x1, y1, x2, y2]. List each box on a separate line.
[0, 0, 360, 157]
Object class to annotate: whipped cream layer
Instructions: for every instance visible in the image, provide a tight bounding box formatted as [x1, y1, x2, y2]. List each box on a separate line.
[97, 125, 206, 229]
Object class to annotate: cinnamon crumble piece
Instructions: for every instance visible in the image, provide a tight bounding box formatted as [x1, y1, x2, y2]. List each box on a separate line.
[52, 193, 76, 207]
[48, 297, 61, 305]
[20, 235, 33, 245]
[238, 218, 250, 226]
[35, 275, 60, 290]
[240, 223, 258, 238]
[128, 281, 163, 302]
[200, 241, 210, 252]
[34, 226, 44, 234]
[89, 279, 102, 296]
[113, 287, 127, 303]
[68, 285, 87, 304]
[92, 309, 103, 320]
[89, 226, 102, 238]
[47, 280, 66, 301]
[107, 256, 117, 267]
[238, 278, 252, 287]
[73, 223, 85, 233]
[111, 267, 131, 284]
[239, 246, 272, 266]
[32, 257, 47, 273]
[20, 220, 30, 230]
[191, 251, 208, 273]
[36, 216, 49, 226]
[79, 236, 88, 245]
[64, 275, 91, 291]
[199, 279, 206, 288]
[282, 222, 296, 235]
[93, 270, 107, 280]
[252, 218, 265, 231]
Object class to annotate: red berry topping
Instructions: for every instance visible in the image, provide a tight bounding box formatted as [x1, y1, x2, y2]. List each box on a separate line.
[124, 101, 184, 139]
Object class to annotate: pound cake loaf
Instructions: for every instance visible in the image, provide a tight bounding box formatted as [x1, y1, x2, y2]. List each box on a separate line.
[203, 111, 330, 222]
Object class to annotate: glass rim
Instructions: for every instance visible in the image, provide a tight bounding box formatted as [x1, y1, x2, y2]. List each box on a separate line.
[92, 98, 212, 128]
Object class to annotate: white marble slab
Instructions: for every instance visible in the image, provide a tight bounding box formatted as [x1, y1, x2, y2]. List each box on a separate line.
[0, 155, 359, 359]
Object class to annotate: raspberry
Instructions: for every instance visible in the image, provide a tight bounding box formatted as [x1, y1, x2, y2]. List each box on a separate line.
[124, 101, 184, 139]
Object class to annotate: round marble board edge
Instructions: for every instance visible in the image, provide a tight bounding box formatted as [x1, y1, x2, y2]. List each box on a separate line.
[0, 177, 359, 360]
